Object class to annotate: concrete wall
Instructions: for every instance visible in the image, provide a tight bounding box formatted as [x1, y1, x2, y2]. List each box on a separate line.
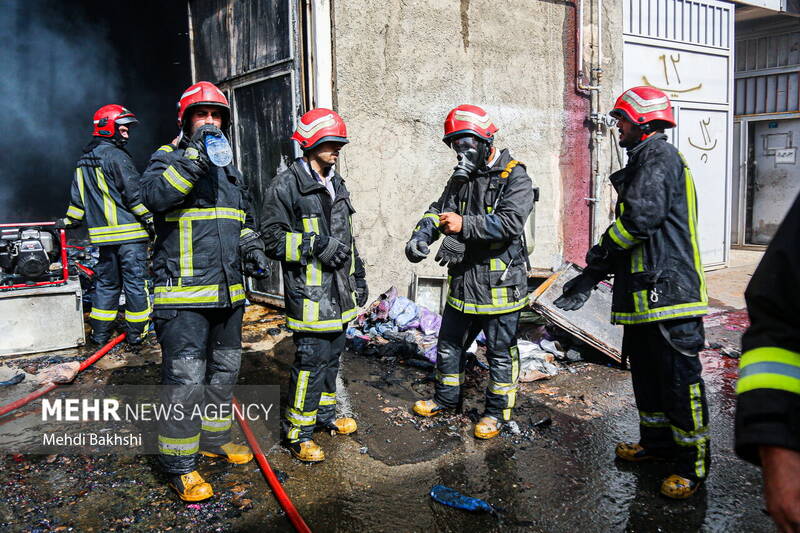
[331, 0, 622, 297]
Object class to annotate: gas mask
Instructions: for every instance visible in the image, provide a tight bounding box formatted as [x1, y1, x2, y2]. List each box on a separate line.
[449, 135, 490, 183]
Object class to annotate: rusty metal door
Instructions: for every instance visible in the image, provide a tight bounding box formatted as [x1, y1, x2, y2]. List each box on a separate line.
[188, 0, 303, 305]
[750, 118, 800, 244]
[623, 0, 734, 266]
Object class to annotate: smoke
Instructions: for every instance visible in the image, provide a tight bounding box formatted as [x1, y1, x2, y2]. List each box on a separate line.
[0, 0, 189, 223]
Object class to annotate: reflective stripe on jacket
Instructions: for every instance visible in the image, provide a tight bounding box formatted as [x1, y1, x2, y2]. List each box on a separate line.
[61, 139, 151, 246]
[411, 149, 535, 315]
[141, 142, 259, 309]
[734, 190, 800, 465]
[587, 134, 707, 325]
[261, 161, 365, 333]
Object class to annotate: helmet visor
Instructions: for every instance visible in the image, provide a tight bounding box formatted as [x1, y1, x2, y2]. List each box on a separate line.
[115, 116, 139, 127]
[449, 134, 483, 153]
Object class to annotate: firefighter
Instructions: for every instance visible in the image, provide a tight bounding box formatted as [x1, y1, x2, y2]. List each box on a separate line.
[260, 108, 366, 462]
[554, 86, 709, 499]
[56, 105, 152, 348]
[406, 104, 535, 440]
[735, 191, 800, 532]
[140, 81, 270, 501]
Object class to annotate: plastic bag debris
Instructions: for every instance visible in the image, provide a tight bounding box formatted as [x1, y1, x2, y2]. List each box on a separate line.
[429, 484, 499, 515]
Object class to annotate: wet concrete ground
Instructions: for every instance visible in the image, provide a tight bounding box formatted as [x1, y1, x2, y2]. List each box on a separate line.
[0, 304, 773, 532]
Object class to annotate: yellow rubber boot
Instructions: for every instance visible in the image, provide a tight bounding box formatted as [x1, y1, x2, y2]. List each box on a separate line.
[474, 416, 501, 439]
[660, 474, 702, 499]
[615, 442, 665, 462]
[412, 399, 446, 417]
[200, 442, 254, 464]
[169, 471, 214, 502]
[289, 440, 325, 463]
[331, 417, 358, 435]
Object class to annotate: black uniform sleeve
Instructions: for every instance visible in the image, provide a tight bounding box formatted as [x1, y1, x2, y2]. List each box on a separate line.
[461, 164, 534, 242]
[260, 174, 306, 264]
[59, 168, 87, 228]
[735, 191, 800, 465]
[141, 144, 204, 214]
[108, 151, 152, 223]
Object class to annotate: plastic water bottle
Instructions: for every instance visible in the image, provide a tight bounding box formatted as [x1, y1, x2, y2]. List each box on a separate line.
[204, 131, 233, 167]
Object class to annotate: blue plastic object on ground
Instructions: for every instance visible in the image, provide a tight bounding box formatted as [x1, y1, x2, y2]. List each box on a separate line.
[429, 485, 498, 515]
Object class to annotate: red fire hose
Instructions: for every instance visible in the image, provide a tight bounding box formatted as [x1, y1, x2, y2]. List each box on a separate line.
[0, 333, 126, 418]
[233, 397, 311, 533]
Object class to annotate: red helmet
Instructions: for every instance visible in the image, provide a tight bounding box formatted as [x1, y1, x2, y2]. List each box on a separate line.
[442, 104, 498, 144]
[291, 108, 349, 151]
[93, 104, 138, 137]
[610, 86, 676, 129]
[177, 81, 230, 130]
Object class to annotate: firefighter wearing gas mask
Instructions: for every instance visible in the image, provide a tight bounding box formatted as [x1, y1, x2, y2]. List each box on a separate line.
[140, 81, 270, 502]
[406, 105, 535, 439]
[56, 104, 153, 348]
[554, 86, 710, 499]
[260, 108, 365, 463]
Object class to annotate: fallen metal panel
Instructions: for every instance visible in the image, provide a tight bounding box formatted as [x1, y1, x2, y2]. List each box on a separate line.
[529, 264, 623, 363]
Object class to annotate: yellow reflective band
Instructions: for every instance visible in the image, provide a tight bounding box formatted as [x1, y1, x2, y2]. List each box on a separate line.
[436, 371, 464, 387]
[89, 230, 149, 244]
[286, 317, 346, 332]
[179, 219, 192, 277]
[491, 287, 509, 306]
[158, 145, 174, 153]
[165, 207, 246, 223]
[89, 307, 118, 321]
[76, 167, 86, 203]
[510, 344, 520, 383]
[489, 381, 517, 395]
[285, 232, 303, 262]
[446, 294, 529, 315]
[639, 410, 670, 427]
[229, 284, 245, 303]
[158, 433, 200, 456]
[302, 217, 322, 286]
[94, 167, 118, 226]
[287, 427, 301, 441]
[610, 301, 707, 324]
[683, 161, 708, 303]
[154, 285, 219, 305]
[423, 213, 439, 222]
[294, 371, 310, 411]
[737, 347, 800, 395]
[341, 306, 358, 324]
[124, 308, 151, 323]
[490, 258, 505, 271]
[303, 299, 320, 323]
[319, 392, 336, 406]
[240, 227, 255, 238]
[66, 205, 84, 219]
[286, 406, 318, 427]
[486, 206, 494, 214]
[502, 409, 512, 421]
[162, 165, 193, 194]
[201, 416, 233, 432]
[608, 218, 638, 249]
[131, 203, 150, 216]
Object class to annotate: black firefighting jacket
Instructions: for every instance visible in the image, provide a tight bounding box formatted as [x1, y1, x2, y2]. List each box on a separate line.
[586, 134, 707, 325]
[61, 139, 152, 245]
[140, 140, 261, 310]
[735, 191, 800, 465]
[411, 149, 534, 315]
[261, 161, 365, 333]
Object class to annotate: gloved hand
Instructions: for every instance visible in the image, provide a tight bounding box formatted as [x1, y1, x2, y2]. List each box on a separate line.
[143, 217, 155, 239]
[243, 248, 271, 279]
[405, 239, 430, 263]
[191, 124, 222, 143]
[355, 277, 369, 307]
[313, 234, 350, 269]
[553, 272, 599, 311]
[53, 218, 68, 230]
[184, 124, 219, 173]
[435, 235, 466, 267]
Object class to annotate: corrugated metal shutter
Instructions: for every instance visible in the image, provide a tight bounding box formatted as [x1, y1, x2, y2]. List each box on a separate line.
[734, 30, 800, 115]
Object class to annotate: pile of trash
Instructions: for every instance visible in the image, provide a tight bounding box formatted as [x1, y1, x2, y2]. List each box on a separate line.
[347, 287, 441, 365]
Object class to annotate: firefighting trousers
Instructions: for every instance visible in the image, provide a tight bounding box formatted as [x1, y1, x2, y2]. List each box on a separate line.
[284, 330, 346, 443]
[624, 319, 711, 479]
[434, 305, 521, 421]
[154, 306, 244, 475]
[88, 242, 150, 343]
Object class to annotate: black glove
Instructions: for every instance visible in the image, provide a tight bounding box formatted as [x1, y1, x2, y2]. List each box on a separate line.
[143, 216, 155, 239]
[243, 248, 271, 279]
[405, 239, 430, 263]
[553, 272, 599, 311]
[53, 218, 68, 230]
[355, 277, 369, 307]
[313, 234, 350, 269]
[434, 235, 466, 267]
[185, 124, 219, 173]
